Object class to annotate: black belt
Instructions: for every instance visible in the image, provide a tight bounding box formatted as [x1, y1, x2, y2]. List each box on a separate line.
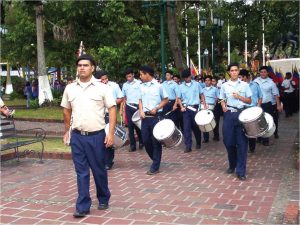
[185, 104, 199, 108]
[73, 129, 103, 136]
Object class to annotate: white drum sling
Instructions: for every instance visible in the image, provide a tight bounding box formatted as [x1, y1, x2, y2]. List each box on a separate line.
[153, 119, 182, 148]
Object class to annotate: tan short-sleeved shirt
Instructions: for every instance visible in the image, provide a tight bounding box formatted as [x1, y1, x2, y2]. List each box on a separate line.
[61, 76, 116, 132]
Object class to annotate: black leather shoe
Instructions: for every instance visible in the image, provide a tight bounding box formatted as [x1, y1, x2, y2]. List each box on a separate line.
[262, 142, 269, 146]
[274, 134, 279, 139]
[184, 147, 192, 153]
[139, 144, 144, 150]
[248, 148, 255, 153]
[237, 175, 246, 181]
[196, 144, 201, 149]
[105, 162, 114, 170]
[98, 203, 109, 210]
[73, 210, 89, 218]
[226, 168, 235, 174]
[129, 149, 136, 152]
[146, 170, 159, 175]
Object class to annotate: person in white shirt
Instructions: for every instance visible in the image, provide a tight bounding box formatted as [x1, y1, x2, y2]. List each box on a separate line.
[281, 72, 295, 117]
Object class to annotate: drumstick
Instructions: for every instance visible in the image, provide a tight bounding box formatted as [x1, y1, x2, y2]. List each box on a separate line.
[218, 91, 241, 104]
[165, 110, 173, 116]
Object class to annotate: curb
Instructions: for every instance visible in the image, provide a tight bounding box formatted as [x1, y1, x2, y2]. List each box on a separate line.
[1, 152, 72, 161]
[14, 118, 64, 123]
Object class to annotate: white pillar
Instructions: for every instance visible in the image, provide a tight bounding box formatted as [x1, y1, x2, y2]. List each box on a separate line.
[262, 8, 265, 65]
[197, 6, 201, 74]
[227, 19, 230, 64]
[185, 3, 189, 67]
[245, 23, 248, 64]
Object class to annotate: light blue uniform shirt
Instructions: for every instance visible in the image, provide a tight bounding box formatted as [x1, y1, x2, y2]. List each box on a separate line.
[199, 81, 206, 89]
[122, 79, 141, 104]
[271, 85, 280, 105]
[140, 79, 168, 112]
[203, 86, 219, 105]
[255, 77, 279, 104]
[179, 80, 203, 105]
[162, 80, 179, 100]
[219, 80, 252, 109]
[248, 81, 263, 107]
[107, 81, 123, 101]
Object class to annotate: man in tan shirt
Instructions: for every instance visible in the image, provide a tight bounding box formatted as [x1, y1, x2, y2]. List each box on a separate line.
[61, 54, 116, 218]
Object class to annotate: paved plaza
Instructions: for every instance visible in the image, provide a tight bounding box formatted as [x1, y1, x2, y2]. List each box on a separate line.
[1, 114, 299, 224]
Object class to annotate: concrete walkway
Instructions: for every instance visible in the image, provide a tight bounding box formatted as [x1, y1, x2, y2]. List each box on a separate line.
[1, 114, 299, 224]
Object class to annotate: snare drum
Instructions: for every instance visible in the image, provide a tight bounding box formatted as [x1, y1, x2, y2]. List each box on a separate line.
[194, 110, 216, 132]
[200, 104, 215, 111]
[153, 119, 182, 148]
[261, 112, 276, 138]
[105, 124, 127, 148]
[238, 107, 268, 138]
[132, 110, 141, 130]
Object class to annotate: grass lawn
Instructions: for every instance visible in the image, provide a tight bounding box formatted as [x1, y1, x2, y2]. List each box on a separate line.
[1, 137, 71, 154]
[5, 98, 27, 106]
[14, 107, 63, 120]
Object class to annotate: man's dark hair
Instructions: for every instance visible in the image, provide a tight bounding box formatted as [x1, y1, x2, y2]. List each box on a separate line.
[227, 63, 239, 71]
[76, 54, 96, 67]
[204, 75, 213, 80]
[165, 70, 173, 75]
[125, 68, 134, 75]
[139, 65, 154, 76]
[181, 69, 191, 78]
[94, 70, 108, 79]
[286, 72, 292, 79]
[259, 66, 268, 71]
[173, 74, 181, 80]
[239, 69, 250, 78]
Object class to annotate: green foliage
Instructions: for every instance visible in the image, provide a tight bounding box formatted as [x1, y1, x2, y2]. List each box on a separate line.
[29, 99, 39, 109]
[11, 77, 26, 97]
[9, 91, 22, 100]
[51, 89, 63, 99]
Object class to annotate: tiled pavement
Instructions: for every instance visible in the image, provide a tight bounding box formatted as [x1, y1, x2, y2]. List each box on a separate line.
[1, 114, 299, 224]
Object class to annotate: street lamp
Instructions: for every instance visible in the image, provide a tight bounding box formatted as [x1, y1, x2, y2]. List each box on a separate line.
[204, 49, 209, 69]
[200, 16, 224, 72]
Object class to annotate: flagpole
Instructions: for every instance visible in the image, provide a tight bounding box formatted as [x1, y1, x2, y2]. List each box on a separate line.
[185, 3, 189, 67]
[197, 5, 201, 75]
[227, 19, 230, 64]
[245, 23, 248, 65]
[262, 2, 266, 66]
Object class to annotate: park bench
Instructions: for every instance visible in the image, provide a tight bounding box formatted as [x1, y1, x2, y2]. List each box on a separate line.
[0, 116, 46, 163]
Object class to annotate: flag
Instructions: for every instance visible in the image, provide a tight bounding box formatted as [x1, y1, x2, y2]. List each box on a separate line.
[190, 59, 199, 77]
[267, 66, 278, 84]
[292, 65, 299, 87]
[275, 67, 284, 84]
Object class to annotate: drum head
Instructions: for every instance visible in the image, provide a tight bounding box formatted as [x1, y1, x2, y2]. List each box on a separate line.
[195, 110, 214, 125]
[264, 112, 274, 129]
[153, 119, 175, 140]
[132, 111, 140, 122]
[239, 107, 263, 122]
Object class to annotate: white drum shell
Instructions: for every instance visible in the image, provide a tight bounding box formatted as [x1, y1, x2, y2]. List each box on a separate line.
[238, 107, 268, 138]
[153, 119, 182, 148]
[261, 113, 276, 138]
[132, 110, 141, 130]
[105, 124, 127, 148]
[195, 110, 216, 132]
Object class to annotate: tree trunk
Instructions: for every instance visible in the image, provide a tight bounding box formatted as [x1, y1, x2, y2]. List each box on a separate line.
[166, 5, 185, 73]
[35, 3, 53, 105]
[5, 62, 13, 95]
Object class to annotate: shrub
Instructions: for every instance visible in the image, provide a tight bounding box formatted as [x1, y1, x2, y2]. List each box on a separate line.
[29, 99, 39, 109]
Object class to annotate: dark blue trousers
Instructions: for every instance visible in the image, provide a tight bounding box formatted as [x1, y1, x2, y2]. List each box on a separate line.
[71, 131, 110, 213]
[126, 105, 143, 151]
[222, 111, 248, 176]
[163, 100, 177, 123]
[104, 115, 115, 167]
[141, 116, 162, 172]
[183, 108, 201, 149]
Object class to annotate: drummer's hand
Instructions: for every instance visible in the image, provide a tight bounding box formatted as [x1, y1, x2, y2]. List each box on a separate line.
[172, 104, 177, 111]
[105, 134, 114, 148]
[204, 103, 209, 110]
[180, 107, 186, 112]
[140, 111, 145, 119]
[63, 131, 70, 146]
[232, 92, 239, 99]
[277, 104, 283, 113]
[150, 108, 157, 115]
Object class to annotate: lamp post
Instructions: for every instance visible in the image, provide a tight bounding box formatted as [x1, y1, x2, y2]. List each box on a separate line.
[204, 48, 209, 70]
[200, 16, 224, 72]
